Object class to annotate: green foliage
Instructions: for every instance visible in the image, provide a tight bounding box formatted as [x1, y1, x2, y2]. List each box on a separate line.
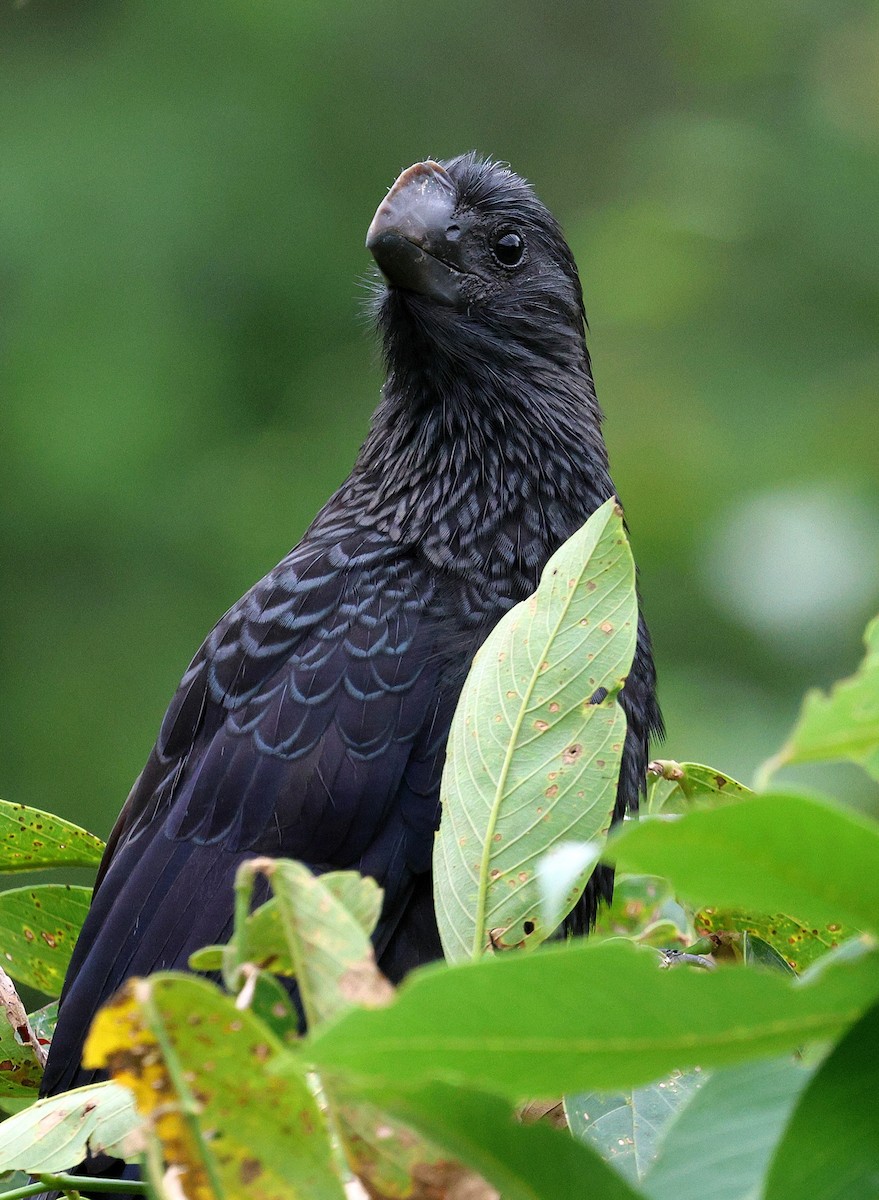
[764, 616, 879, 783]
[645, 761, 752, 814]
[641, 1057, 816, 1200]
[0, 1082, 138, 1173]
[565, 1069, 706, 1184]
[609, 792, 879, 933]
[0, 517, 877, 1198]
[308, 939, 878, 1097]
[762, 1000, 879, 1200]
[434, 497, 636, 960]
[0, 885, 91, 997]
[0, 801, 105, 873]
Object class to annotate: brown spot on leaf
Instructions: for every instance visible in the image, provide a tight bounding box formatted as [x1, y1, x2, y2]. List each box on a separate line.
[40, 932, 56, 949]
[562, 744, 583, 764]
[545, 785, 559, 798]
[239, 1159, 262, 1185]
[600, 621, 614, 634]
[338, 961, 395, 1009]
[534, 719, 549, 732]
[548, 702, 560, 713]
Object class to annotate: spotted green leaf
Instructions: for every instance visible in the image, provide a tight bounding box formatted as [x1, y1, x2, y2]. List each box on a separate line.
[646, 761, 751, 814]
[226, 860, 392, 1028]
[0, 800, 104, 873]
[696, 907, 851, 972]
[0, 1081, 139, 1172]
[85, 973, 345, 1200]
[0, 884, 91, 996]
[435, 499, 638, 962]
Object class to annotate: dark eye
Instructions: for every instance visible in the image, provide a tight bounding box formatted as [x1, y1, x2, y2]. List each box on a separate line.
[491, 229, 525, 267]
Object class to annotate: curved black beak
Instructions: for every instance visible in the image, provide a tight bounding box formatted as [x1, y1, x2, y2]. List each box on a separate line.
[366, 161, 465, 304]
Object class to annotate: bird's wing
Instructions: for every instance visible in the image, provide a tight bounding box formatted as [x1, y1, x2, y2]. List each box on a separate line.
[43, 529, 453, 1094]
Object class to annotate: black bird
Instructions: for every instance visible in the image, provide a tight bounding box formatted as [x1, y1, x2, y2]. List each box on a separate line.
[42, 154, 662, 1097]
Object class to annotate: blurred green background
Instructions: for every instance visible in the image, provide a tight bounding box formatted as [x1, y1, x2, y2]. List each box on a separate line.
[2, 0, 878, 837]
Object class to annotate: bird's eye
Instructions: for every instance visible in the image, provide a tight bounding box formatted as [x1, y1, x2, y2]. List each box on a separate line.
[491, 229, 525, 268]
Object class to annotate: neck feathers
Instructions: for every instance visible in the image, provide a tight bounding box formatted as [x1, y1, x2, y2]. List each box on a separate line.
[340, 297, 614, 587]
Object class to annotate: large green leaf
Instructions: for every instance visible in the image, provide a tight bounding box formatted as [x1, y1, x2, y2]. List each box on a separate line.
[0, 800, 105, 873]
[85, 973, 345, 1200]
[355, 1080, 643, 1200]
[0, 1081, 139, 1172]
[643, 1057, 815, 1200]
[0, 884, 91, 995]
[763, 998, 879, 1200]
[308, 939, 879, 1099]
[566, 1069, 706, 1183]
[608, 792, 879, 935]
[435, 498, 637, 962]
[764, 615, 879, 783]
[646, 761, 751, 814]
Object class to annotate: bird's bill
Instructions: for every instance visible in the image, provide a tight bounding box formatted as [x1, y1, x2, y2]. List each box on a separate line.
[366, 160, 467, 304]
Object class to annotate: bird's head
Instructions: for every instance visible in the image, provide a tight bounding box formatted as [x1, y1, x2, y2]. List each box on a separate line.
[367, 153, 589, 377]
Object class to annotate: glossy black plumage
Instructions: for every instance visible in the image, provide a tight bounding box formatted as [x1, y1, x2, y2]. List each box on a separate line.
[42, 153, 661, 1098]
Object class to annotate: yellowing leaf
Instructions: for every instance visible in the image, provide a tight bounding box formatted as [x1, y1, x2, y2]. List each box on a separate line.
[85, 973, 344, 1200]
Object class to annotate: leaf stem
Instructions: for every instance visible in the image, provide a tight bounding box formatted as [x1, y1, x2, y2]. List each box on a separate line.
[0, 1175, 151, 1200]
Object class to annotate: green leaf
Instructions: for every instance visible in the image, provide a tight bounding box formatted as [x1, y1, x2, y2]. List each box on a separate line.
[435, 498, 637, 962]
[593, 875, 691, 947]
[743, 932, 797, 976]
[609, 792, 879, 935]
[333, 1089, 513, 1199]
[308, 939, 879, 1099]
[0, 1002, 43, 1102]
[646, 762, 751, 814]
[0, 1081, 139, 1172]
[192, 869, 385, 978]
[355, 1080, 644, 1200]
[0, 800, 105, 873]
[643, 1057, 815, 1200]
[0, 884, 91, 995]
[228, 859, 392, 1028]
[766, 615, 879, 782]
[28, 999, 59, 1045]
[85, 972, 345, 1200]
[566, 1068, 706, 1183]
[696, 908, 850, 972]
[763, 997, 879, 1200]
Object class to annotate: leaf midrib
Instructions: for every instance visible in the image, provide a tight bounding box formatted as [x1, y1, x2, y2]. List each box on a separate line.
[471, 518, 620, 959]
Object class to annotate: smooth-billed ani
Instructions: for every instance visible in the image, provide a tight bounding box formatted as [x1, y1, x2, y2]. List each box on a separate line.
[42, 153, 662, 1098]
